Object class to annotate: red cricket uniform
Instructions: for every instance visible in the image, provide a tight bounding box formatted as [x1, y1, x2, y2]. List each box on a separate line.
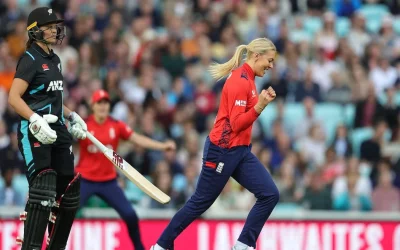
[209, 63, 259, 148]
[75, 115, 133, 182]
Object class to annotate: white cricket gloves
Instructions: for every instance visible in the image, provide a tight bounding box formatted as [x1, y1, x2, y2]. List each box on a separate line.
[29, 113, 58, 144]
[67, 112, 87, 140]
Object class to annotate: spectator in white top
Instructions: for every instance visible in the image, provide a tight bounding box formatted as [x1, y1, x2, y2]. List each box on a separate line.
[311, 47, 340, 93]
[369, 58, 397, 95]
[347, 12, 370, 57]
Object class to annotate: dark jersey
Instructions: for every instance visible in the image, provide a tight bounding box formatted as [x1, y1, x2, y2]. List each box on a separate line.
[14, 43, 65, 125]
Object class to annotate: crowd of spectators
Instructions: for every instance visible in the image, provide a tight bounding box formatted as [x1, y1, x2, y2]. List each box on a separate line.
[0, 0, 399, 213]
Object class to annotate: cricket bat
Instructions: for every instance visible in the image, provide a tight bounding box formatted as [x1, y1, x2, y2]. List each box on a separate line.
[86, 131, 171, 204]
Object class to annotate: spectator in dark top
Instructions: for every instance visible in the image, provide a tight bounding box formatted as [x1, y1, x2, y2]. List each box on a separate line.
[161, 39, 186, 78]
[360, 119, 387, 166]
[0, 123, 24, 174]
[330, 124, 353, 158]
[0, 168, 25, 206]
[354, 83, 385, 128]
[301, 170, 332, 210]
[383, 87, 400, 134]
[295, 67, 322, 102]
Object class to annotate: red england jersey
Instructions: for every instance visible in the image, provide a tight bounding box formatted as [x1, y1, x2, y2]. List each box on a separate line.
[209, 63, 260, 148]
[75, 115, 133, 181]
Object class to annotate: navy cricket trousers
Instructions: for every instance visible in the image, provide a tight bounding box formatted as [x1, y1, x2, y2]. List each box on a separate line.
[157, 137, 280, 249]
[80, 178, 144, 250]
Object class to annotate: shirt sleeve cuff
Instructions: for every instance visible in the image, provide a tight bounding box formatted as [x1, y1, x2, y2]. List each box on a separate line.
[252, 106, 261, 117]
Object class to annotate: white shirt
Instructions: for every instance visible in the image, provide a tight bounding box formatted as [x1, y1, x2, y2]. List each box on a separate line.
[369, 66, 397, 95]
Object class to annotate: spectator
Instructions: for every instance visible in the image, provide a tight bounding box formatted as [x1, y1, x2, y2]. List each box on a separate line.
[331, 124, 353, 158]
[371, 167, 400, 211]
[383, 87, 400, 134]
[354, 83, 385, 128]
[298, 123, 327, 167]
[360, 119, 388, 167]
[0, 120, 10, 150]
[332, 157, 372, 211]
[369, 58, 397, 96]
[301, 170, 332, 210]
[294, 67, 322, 102]
[325, 71, 352, 104]
[0, 123, 24, 174]
[0, 168, 25, 206]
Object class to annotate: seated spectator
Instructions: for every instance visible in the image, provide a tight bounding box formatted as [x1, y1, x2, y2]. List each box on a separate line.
[360, 119, 387, 167]
[0, 120, 10, 150]
[383, 87, 400, 134]
[330, 123, 353, 158]
[332, 157, 372, 211]
[0, 168, 25, 206]
[354, 83, 385, 128]
[301, 170, 332, 210]
[322, 147, 345, 184]
[325, 71, 351, 104]
[0, 123, 24, 174]
[295, 67, 322, 103]
[149, 160, 176, 209]
[299, 123, 327, 167]
[371, 167, 400, 211]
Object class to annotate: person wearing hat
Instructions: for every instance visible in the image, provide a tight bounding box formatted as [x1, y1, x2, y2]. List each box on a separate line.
[7, 7, 87, 250]
[74, 89, 176, 250]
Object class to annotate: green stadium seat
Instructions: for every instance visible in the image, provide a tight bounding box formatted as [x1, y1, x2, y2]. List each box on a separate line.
[284, 103, 306, 129]
[12, 174, 29, 200]
[303, 17, 323, 36]
[125, 181, 145, 203]
[359, 4, 390, 33]
[336, 17, 351, 37]
[0, 177, 4, 190]
[258, 103, 278, 136]
[344, 104, 356, 127]
[86, 196, 110, 208]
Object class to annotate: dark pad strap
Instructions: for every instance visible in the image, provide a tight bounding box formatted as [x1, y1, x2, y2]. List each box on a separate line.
[21, 169, 57, 250]
[47, 173, 81, 250]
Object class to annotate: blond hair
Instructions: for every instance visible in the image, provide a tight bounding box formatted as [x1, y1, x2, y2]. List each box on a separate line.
[209, 38, 276, 80]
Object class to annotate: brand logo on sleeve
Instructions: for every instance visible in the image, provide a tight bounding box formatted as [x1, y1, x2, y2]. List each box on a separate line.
[235, 100, 247, 107]
[42, 64, 49, 71]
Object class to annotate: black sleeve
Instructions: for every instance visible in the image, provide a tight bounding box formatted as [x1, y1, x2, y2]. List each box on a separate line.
[14, 55, 36, 84]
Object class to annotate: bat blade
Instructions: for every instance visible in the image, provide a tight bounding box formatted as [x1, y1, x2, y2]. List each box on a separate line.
[104, 149, 171, 204]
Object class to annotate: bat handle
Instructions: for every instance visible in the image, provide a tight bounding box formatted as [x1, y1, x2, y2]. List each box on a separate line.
[86, 131, 108, 153]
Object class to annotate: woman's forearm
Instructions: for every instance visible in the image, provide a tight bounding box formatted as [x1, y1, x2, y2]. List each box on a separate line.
[8, 95, 34, 120]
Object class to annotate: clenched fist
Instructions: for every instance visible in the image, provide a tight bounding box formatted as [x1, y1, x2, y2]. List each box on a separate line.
[254, 87, 276, 114]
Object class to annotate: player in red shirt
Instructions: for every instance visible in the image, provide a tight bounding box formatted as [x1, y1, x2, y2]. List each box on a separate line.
[76, 90, 176, 250]
[151, 38, 279, 250]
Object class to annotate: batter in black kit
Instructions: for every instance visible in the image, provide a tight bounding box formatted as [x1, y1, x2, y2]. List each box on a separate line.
[8, 7, 88, 250]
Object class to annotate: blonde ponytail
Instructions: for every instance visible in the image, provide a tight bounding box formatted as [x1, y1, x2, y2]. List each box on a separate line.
[209, 38, 276, 81]
[209, 45, 248, 80]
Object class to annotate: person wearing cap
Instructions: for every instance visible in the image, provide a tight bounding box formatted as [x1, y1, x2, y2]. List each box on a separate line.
[75, 89, 176, 250]
[7, 7, 87, 250]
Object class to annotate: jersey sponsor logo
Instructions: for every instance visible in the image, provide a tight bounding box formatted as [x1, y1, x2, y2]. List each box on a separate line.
[48, 9, 53, 15]
[47, 80, 63, 92]
[235, 100, 247, 107]
[42, 64, 49, 71]
[34, 142, 41, 148]
[87, 144, 113, 153]
[252, 90, 256, 97]
[109, 128, 115, 139]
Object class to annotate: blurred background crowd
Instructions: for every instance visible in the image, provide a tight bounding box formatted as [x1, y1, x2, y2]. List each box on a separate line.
[0, 0, 399, 214]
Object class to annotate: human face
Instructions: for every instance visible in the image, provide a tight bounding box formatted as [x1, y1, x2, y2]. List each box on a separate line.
[92, 99, 110, 120]
[254, 50, 276, 77]
[40, 23, 58, 44]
